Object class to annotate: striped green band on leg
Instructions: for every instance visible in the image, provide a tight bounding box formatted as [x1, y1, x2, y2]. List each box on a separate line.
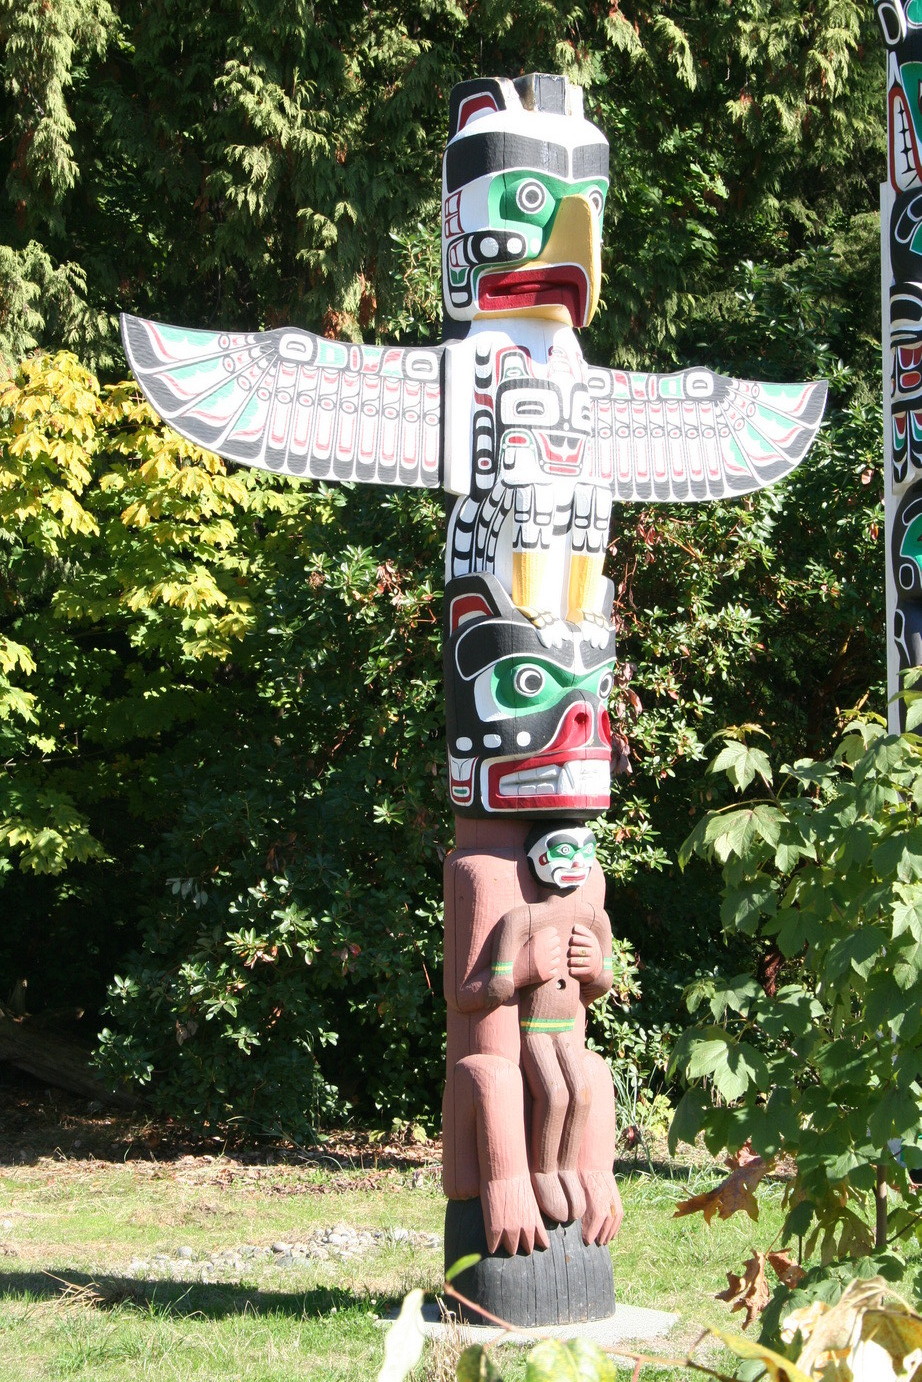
[520, 1017, 576, 1034]
[491, 962, 514, 974]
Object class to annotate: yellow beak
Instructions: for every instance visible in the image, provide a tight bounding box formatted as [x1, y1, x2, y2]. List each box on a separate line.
[532, 193, 602, 328]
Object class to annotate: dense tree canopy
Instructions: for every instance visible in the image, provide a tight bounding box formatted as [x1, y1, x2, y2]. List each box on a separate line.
[0, 1, 889, 1131]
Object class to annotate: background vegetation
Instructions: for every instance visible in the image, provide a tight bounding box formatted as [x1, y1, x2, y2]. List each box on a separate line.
[0, 0, 889, 1135]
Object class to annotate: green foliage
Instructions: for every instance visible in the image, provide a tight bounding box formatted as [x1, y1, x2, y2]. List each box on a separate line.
[0, 1, 891, 1131]
[673, 718, 922, 1335]
[0, 352, 449, 1128]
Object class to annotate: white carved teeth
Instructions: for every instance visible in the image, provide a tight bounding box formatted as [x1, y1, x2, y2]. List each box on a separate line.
[497, 760, 609, 798]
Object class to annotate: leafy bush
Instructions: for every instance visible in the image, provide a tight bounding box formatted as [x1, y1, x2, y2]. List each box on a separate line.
[671, 713, 922, 1341]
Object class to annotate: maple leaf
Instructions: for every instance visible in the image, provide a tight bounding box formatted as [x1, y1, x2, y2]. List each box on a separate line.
[717, 1251, 771, 1329]
[768, 1250, 806, 1289]
[673, 1154, 771, 1224]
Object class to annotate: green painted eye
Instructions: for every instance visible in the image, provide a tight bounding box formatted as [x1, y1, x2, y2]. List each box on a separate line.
[482, 656, 614, 719]
[490, 657, 571, 714]
[901, 514, 922, 572]
[513, 664, 546, 697]
[516, 180, 548, 214]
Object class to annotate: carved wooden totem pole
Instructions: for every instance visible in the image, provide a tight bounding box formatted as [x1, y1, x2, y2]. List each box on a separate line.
[875, 1, 922, 729]
[122, 73, 826, 1325]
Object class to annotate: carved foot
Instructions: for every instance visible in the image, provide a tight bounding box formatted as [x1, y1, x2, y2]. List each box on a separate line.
[579, 1168, 623, 1246]
[577, 613, 612, 649]
[559, 1169, 587, 1223]
[531, 1170, 570, 1225]
[527, 611, 571, 649]
[482, 1175, 549, 1256]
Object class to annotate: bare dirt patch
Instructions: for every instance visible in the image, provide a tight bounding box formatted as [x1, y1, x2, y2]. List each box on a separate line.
[0, 1067, 443, 1182]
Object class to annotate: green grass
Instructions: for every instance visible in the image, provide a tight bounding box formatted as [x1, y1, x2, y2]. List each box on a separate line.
[0, 1153, 789, 1381]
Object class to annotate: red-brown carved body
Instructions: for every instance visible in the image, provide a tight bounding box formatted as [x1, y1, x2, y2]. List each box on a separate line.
[442, 816, 622, 1256]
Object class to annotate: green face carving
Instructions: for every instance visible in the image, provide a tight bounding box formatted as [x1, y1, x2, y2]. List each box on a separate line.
[487, 170, 608, 253]
[484, 656, 613, 719]
[526, 824, 596, 891]
[900, 511, 922, 574]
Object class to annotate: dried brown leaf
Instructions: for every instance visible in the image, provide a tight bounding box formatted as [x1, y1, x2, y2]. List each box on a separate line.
[717, 1251, 771, 1329]
[768, 1251, 806, 1290]
[674, 1156, 770, 1225]
[725, 1140, 762, 1171]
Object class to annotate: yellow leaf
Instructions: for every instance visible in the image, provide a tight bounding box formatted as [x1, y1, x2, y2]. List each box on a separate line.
[0, 638, 36, 676]
[862, 1308, 922, 1373]
[709, 1327, 814, 1382]
[121, 502, 151, 527]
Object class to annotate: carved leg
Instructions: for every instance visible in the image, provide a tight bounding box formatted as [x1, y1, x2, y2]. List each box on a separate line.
[451, 1053, 549, 1255]
[578, 1050, 623, 1245]
[520, 1034, 570, 1223]
[555, 1034, 593, 1222]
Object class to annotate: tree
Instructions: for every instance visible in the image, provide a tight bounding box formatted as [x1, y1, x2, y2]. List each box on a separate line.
[0, 2, 891, 1128]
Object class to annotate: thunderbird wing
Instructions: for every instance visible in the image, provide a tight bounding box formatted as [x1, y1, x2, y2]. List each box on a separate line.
[584, 364, 827, 503]
[121, 314, 444, 488]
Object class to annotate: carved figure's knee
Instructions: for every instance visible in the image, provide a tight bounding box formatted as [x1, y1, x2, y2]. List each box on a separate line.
[572, 1079, 592, 1113]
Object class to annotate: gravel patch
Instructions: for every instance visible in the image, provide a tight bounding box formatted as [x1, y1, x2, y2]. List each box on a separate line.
[127, 1224, 441, 1283]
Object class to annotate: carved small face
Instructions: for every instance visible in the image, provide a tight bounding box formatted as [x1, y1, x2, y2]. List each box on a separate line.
[526, 824, 596, 892]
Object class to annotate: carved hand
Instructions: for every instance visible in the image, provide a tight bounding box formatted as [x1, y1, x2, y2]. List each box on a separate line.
[514, 926, 562, 988]
[482, 1175, 550, 1256]
[580, 1169, 624, 1246]
[566, 922, 602, 981]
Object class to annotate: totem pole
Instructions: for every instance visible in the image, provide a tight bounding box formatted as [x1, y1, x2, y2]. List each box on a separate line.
[875, 2, 922, 729]
[122, 73, 826, 1326]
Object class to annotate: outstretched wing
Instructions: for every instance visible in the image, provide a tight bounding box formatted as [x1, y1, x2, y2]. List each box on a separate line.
[121, 314, 444, 488]
[585, 365, 827, 503]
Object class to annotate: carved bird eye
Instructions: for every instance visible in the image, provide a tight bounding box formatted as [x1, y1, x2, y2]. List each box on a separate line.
[516, 180, 548, 214]
[514, 664, 546, 697]
[587, 187, 605, 218]
[598, 671, 613, 698]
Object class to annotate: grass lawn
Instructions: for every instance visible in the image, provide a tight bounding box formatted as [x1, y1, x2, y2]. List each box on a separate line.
[0, 1130, 791, 1382]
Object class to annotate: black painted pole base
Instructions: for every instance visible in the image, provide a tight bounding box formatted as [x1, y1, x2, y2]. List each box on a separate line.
[444, 1198, 615, 1327]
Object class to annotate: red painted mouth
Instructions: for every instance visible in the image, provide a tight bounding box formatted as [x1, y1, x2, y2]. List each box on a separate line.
[477, 266, 588, 327]
[484, 703, 612, 813]
[535, 431, 586, 476]
[557, 868, 590, 885]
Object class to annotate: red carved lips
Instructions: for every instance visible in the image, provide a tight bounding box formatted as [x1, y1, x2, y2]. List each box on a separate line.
[557, 867, 590, 886]
[477, 265, 589, 328]
[485, 703, 612, 813]
[536, 431, 586, 476]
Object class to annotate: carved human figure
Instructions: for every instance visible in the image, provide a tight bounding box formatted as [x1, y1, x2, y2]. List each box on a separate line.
[443, 816, 622, 1255]
[484, 825, 612, 1225]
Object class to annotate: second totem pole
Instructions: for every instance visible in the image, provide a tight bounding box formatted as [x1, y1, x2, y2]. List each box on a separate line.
[122, 73, 826, 1325]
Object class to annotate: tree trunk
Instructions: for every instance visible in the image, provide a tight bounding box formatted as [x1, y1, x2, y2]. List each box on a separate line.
[0, 1008, 138, 1108]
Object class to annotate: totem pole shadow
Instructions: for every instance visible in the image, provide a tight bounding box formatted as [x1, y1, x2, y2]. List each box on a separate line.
[0, 1268, 371, 1319]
